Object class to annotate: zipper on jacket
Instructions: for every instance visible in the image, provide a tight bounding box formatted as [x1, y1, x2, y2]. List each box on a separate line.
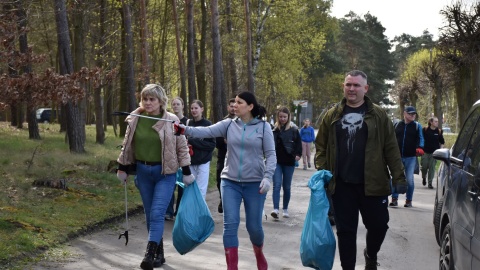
[237, 124, 247, 180]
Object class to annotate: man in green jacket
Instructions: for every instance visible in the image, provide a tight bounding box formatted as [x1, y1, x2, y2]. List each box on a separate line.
[315, 70, 406, 270]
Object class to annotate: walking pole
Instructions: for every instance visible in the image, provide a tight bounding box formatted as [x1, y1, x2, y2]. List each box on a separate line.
[118, 183, 129, 245]
[113, 111, 175, 122]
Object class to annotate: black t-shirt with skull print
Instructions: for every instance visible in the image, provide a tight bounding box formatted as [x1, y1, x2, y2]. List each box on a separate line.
[335, 103, 368, 184]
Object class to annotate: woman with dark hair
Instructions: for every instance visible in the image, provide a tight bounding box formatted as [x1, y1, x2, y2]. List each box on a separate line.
[187, 99, 216, 198]
[116, 85, 194, 270]
[173, 91, 276, 270]
[270, 107, 302, 219]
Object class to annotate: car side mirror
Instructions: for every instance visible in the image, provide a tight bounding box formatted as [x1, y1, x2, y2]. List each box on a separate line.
[433, 148, 450, 166]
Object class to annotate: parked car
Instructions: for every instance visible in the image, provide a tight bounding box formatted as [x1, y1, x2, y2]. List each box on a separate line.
[442, 127, 452, 134]
[36, 108, 58, 123]
[432, 99, 480, 270]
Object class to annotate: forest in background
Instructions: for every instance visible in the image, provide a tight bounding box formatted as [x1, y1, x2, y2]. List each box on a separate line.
[1, 0, 479, 152]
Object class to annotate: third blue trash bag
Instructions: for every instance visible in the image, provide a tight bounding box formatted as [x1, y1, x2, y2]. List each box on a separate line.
[300, 169, 336, 270]
[172, 180, 214, 255]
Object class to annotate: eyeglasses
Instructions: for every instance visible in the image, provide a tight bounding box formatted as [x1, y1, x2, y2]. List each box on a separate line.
[407, 113, 416, 116]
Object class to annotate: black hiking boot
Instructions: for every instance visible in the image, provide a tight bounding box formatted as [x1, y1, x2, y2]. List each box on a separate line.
[153, 238, 165, 268]
[140, 241, 158, 270]
[364, 248, 379, 270]
[422, 177, 426, 186]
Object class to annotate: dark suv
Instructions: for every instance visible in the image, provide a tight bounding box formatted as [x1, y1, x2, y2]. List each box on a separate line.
[433, 99, 480, 270]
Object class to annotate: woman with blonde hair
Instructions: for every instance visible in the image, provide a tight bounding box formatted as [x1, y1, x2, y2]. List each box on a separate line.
[116, 84, 194, 270]
[271, 106, 302, 219]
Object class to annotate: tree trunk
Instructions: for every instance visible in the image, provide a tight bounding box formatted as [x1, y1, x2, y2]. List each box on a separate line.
[54, 0, 85, 153]
[226, 0, 238, 98]
[186, 0, 197, 104]
[210, 0, 226, 123]
[118, 1, 136, 136]
[244, 0, 254, 93]
[72, 1, 87, 144]
[196, 0, 207, 105]
[95, 0, 107, 144]
[139, 0, 150, 84]
[121, 0, 136, 111]
[172, 0, 187, 110]
[17, 1, 40, 139]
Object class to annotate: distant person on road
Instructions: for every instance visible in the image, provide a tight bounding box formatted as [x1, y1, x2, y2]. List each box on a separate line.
[271, 106, 302, 220]
[421, 116, 444, 189]
[215, 98, 236, 213]
[116, 84, 194, 270]
[166, 97, 188, 220]
[315, 70, 406, 270]
[299, 118, 315, 170]
[186, 99, 216, 199]
[173, 91, 276, 270]
[390, 106, 424, 208]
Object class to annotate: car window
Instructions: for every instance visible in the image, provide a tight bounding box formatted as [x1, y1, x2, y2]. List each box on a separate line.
[452, 106, 480, 164]
[466, 122, 480, 175]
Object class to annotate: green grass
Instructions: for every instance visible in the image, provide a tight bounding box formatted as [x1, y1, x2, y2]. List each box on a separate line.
[0, 122, 217, 269]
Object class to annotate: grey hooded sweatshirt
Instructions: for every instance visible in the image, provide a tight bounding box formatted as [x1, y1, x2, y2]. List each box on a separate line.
[183, 117, 276, 183]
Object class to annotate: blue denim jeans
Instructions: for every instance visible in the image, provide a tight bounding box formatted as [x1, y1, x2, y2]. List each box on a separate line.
[272, 164, 295, 210]
[221, 179, 266, 248]
[135, 162, 176, 243]
[392, 157, 416, 201]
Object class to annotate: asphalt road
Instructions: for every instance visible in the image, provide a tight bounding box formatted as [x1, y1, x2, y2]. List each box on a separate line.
[28, 168, 439, 270]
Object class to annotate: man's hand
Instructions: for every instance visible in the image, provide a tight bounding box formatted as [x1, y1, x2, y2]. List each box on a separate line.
[182, 174, 195, 187]
[173, 122, 186, 136]
[259, 178, 271, 194]
[416, 148, 425, 156]
[395, 182, 407, 194]
[116, 170, 128, 184]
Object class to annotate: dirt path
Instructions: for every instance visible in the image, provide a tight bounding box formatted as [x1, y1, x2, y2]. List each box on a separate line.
[27, 166, 439, 270]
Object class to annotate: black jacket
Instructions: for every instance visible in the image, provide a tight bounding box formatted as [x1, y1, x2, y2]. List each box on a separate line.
[273, 126, 302, 166]
[394, 120, 424, 158]
[187, 118, 216, 165]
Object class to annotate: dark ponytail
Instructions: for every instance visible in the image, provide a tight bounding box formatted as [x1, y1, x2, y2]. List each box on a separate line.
[237, 91, 265, 119]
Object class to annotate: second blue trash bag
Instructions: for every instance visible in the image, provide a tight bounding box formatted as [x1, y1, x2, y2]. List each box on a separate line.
[300, 169, 336, 270]
[172, 180, 214, 255]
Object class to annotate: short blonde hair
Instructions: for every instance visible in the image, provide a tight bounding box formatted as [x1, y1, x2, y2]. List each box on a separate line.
[140, 84, 168, 110]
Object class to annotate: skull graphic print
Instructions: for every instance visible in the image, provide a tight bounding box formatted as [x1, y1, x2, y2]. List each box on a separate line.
[341, 112, 364, 153]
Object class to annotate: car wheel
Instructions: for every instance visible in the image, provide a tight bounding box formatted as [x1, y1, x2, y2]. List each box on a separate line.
[434, 198, 443, 246]
[439, 223, 454, 270]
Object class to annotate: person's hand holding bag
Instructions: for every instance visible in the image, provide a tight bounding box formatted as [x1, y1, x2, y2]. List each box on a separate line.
[259, 178, 271, 194]
[181, 166, 195, 187]
[183, 174, 195, 187]
[116, 170, 128, 184]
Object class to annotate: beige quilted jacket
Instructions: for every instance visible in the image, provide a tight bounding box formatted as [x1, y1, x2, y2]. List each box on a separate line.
[117, 110, 191, 174]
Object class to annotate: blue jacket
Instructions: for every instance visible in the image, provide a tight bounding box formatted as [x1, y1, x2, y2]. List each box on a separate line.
[300, 126, 315, 143]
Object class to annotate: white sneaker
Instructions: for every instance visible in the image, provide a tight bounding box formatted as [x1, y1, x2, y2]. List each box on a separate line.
[282, 209, 289, 218]
[271, 209, 279, 219]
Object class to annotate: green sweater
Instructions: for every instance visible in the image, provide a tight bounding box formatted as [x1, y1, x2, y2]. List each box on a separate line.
[134, 114, 163, 162]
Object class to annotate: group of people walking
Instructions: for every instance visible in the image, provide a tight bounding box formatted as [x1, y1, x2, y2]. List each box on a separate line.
[115, 69, 444, 270]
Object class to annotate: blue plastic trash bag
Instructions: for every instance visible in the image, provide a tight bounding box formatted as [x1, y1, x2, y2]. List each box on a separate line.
[300, 169, 336, 270]
[172, 181, 214, 255]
